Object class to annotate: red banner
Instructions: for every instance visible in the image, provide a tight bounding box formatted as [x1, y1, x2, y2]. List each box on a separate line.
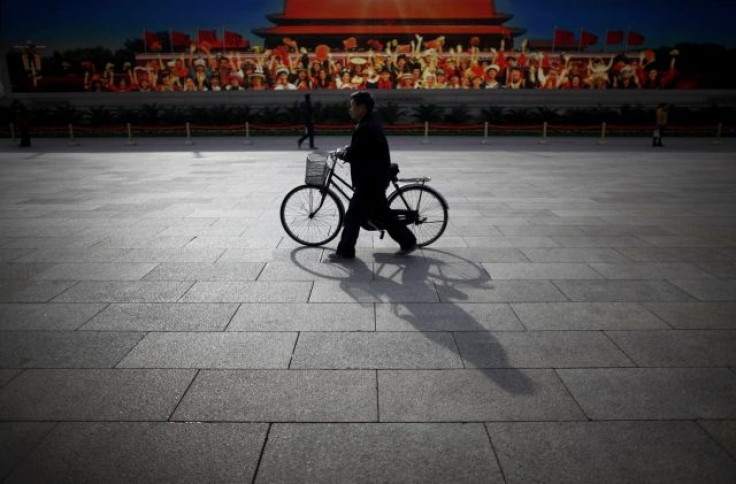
[553, 29, 575, 47]
[627, 31, 645, 46]
[198, 29, 219, 44]
[606, 30, 624, 45]
[144, 30, 160, 46]
[581, 30, 598, 47]
[171, 31, 190, 46]
[224, 30, 248, 48]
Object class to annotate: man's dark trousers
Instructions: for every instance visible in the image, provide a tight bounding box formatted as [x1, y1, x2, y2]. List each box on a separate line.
[298, 123, 315, 148]
[336, 189, 416, 257]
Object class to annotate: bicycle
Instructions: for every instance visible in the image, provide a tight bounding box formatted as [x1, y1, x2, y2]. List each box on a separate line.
[280, 149, 449, 247]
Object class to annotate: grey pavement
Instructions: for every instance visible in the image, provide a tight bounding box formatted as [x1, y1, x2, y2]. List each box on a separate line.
[1, 136, 735, 482]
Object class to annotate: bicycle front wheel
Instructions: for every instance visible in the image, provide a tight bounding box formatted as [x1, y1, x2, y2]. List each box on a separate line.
[280, 185, 344, 246]
[388, 185, 449, 247]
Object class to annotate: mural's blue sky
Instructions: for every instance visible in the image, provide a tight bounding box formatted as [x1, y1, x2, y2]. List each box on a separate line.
[2, 0, 735, 51]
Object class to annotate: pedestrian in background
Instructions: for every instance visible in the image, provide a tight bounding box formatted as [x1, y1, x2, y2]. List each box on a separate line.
[297, 94, 316, 149]
[653, 103, 668, 147]
[10, 99, 31, 147]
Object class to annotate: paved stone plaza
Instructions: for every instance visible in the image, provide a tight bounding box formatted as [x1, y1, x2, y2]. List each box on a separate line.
[0, 136, 735, 482]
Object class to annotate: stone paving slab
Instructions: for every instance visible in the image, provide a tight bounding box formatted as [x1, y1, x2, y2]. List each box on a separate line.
[482, 262, 602, 279]
[142, 261, 265, 281]
[615, 247, 734, 262]
[643, 302, 736, 329]
[696, 261, 736, 279]
[291, 332, 464, 369]
[217, 248, 324, 263]
[557, 368, 736, 420]
[520, 247, 630, 262]
[310, 281, 440, 303]
[670, 279, 736, 301]
[548, 236, 651, 247]
[589, 262, 716, 280]
[0, 303, 106, 330]
[606, 330, 736, 367]
[228, 303, 374, 331]
[52, 281, 194, 303]
[93, 235, 195, 249]
[258, 260, 373, 281]
[180, 281, 312, 302]
[117, 332, 297, 369]
[81, 302, 238, 331]
[172, 370, 377, 422]
[0, 422, 57, 481]
[699, 420, 736, 461]
[374, 261, 491, 283]
[4, 422, 267, 484]
[0, 281, 77, 303]
[463, 236, 559, 248]
[114, 248, 226, 263]
[13, 248, 130, 263]
[378, 369, 585, 422]
[454, 331, 634, 368]
[257, 423, 503, 483]
[0, 370, 21, 388]
[0, 262, 57, 280]
[0, 331, 144, 368]
[0, 249, 36, 262]
[553, 280, 694, 302]
[376, 303, 523, 331]
[0, 369, 196, 421]
[488, 421, 736, 483]
[31, 262, 158, 281]
[415, 247, 528, 263]
[436, 281, 567, 303]
[511, 302, 669, 330]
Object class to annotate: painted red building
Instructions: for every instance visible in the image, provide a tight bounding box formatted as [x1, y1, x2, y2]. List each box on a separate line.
[253, 0, 524, 49]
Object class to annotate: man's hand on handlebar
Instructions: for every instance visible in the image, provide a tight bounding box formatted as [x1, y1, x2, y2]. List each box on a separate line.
[334, 145, 351, 161]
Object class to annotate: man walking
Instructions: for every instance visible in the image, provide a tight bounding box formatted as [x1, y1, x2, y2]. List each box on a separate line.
[653, 103, 668, 147]
[297, 94, 316, 149]
[329, 91, 417, 260]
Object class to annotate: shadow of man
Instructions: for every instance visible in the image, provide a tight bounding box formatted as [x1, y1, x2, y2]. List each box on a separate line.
[290, 246, 535, 395]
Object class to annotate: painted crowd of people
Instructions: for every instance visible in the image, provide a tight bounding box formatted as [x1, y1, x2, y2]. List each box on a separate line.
[79, 41, 680, 92]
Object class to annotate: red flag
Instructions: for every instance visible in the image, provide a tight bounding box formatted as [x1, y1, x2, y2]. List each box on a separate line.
[627, 31, 645, 46]
[581, 30, 598, 47]
[198, 29, 219, 45]
[144, 30, 160, 46]
[606, 30, 624, 45]
[224, 30, 248, 48]
[171, 31, 190, 47]
[553, 29, 575, 47]
[343, 37, 357, 50]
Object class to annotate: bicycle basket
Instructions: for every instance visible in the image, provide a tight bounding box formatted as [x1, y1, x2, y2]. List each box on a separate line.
[305, 152, 329, 186]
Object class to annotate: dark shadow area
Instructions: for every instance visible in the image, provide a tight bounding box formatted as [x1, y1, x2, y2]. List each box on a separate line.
[290, 246, 535, 395]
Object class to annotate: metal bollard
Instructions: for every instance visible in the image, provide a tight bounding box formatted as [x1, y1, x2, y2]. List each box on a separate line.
[243, 121, 253, 145]
[421, 121, 429, 144]
[481, 121, 490, 145]
[184, 122, 195, 145]
[538, 121, 548, 145]
[67, 123, 79, 146]
[125, 123, 137, 146]
[596, 122, 607, 145]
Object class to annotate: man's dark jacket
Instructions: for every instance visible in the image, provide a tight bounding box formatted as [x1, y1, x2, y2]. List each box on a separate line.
[344, 113, 391, 193]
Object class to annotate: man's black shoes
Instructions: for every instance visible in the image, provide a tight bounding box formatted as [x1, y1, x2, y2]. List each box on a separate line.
[396, 243, 418, 256]
[327, 251, 355, 262]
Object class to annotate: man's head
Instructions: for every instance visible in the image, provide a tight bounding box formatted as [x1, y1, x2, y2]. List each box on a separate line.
[349, 90, 374, 121]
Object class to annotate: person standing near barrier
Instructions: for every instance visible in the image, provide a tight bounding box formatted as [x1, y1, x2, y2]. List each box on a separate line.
[653, 103, 668, 147]
[329, 91, 417, 260]
[297, 94, 316, 149]
[10, 100, 31, 147]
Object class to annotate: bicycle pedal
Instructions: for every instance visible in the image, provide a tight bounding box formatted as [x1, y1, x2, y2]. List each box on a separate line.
[379, 230, 385, 240]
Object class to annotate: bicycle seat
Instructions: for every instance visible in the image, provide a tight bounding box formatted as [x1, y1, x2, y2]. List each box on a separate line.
[389, 163, 400, 181]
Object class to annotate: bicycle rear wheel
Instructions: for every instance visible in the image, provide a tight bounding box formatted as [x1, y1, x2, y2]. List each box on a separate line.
[388, 185, 448, 247]
[280, 185, 344, 246]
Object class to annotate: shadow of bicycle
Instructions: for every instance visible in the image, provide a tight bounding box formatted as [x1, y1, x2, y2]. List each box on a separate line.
[289, 246, 535, 395]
